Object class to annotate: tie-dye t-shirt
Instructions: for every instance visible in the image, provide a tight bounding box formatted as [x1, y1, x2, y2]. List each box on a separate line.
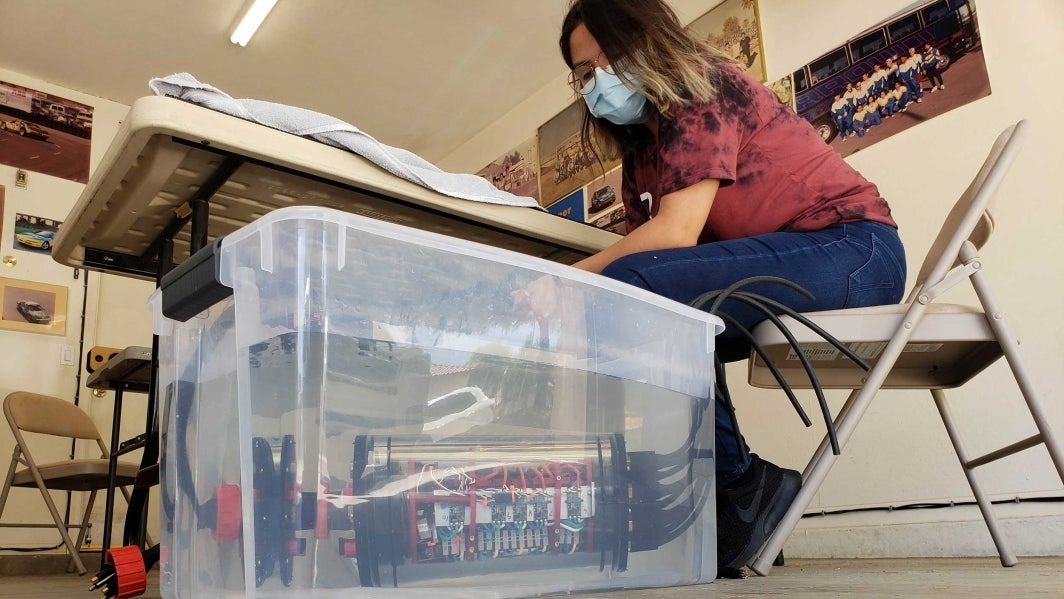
[621, 64, 897, 242]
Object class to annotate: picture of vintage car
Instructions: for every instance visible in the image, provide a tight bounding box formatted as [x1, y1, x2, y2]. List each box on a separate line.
[16, 300, 51, 324]
[588, 185, 617, 214]
[0, 119, 51, 141]
[15, 229, 57, 250]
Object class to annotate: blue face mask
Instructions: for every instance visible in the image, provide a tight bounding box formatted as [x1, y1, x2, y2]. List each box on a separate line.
[583, 67, 648, 126]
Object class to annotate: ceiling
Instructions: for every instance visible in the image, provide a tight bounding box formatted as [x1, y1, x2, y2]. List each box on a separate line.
[0, 0, 584, 164]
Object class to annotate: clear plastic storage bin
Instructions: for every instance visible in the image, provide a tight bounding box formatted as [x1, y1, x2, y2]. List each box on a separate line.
[152, 206, 723, 598]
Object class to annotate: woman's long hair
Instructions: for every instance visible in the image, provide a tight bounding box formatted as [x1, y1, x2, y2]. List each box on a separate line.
[559, 0, 736, 159]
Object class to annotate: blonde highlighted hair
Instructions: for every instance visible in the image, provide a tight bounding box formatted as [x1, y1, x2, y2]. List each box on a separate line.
[560, 0, 738, 157]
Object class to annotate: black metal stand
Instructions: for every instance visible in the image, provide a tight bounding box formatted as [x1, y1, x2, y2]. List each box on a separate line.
[84, 347, 153, 553]
[91, 157, 242, 553]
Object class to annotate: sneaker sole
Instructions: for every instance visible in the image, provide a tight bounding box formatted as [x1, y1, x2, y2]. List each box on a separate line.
[721, 469, 802, 569]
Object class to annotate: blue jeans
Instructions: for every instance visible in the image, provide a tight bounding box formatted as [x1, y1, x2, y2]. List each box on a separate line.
[903, 73, 922, 98]
[599, 221, 907, 485]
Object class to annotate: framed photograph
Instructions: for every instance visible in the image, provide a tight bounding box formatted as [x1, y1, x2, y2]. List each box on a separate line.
[12, 213, 62, 255]
[537, 101, 621, 207]
[476, 136, 541, 204]
[687, 0, 767, 83]
[790, 0, 990, 156]
[590, 204, 626, 235]
[584, 166, 624, 230]
[0, 81, 93, 184]
[768, 74, 796, 111]
[0, 276, 67, 335]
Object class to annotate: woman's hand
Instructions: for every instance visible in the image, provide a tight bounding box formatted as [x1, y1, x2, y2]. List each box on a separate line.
[571, 178, 720, 274]
[511, 274, 560, 325]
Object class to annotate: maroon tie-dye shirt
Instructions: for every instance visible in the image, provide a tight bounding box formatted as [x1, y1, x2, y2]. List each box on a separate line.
[621, 64, 897, 242]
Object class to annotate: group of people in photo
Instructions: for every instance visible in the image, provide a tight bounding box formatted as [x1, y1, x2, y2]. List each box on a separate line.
[830, 42, 946, 140]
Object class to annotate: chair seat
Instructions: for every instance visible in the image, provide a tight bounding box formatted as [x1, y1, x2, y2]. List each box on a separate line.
[11, 459, 140, 491]
[748, 302, 1002, 390]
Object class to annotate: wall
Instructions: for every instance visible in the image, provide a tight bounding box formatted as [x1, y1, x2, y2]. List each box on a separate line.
[0, 66, 157, 550]
[439, 0, 1064, 557]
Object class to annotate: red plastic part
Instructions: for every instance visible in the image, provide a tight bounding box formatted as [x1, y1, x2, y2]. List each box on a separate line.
[313, 483, 335, 539]
[105, 545, 147, 599]
[214, 484, 242, 541]
[340, 538, 357, 557]
[316, 495, 329, 539]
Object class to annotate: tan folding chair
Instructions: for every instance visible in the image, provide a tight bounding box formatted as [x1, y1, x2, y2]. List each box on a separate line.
[0, 391, 138, 575]
[742, 120, 1064, 575]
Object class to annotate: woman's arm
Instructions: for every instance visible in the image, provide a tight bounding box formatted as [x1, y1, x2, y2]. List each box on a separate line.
[513, 178, 719, 323]
[572, 178, 720, 273]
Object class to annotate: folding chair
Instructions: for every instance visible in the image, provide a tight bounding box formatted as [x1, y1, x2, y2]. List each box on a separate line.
[741, 120, 1064, 575]
[0, 392, 138, 575]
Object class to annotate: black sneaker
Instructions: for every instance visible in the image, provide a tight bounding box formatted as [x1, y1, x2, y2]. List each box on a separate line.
[717, 454, 801, 571]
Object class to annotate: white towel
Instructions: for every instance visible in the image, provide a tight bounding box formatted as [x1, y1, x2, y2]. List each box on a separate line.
[148, 73, 539, 208]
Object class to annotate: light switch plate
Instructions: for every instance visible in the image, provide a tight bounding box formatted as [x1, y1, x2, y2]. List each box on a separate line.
[60, 344, 75, 366]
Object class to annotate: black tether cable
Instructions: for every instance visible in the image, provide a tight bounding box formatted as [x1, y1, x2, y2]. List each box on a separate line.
[688, 276, 871, 456]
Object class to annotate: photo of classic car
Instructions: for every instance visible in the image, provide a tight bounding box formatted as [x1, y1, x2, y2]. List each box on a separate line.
[0, 119, 50, 141]
[0, 80, 90, 183]
[16, 300, 51, 324]
[588, 185, 617, 214]
[15, 229, 56, 250]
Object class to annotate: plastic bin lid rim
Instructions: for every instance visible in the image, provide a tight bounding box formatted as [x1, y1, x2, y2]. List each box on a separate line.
[218, 205, 724, 334]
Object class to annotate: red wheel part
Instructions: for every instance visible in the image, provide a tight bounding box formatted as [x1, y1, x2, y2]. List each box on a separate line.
[105, 545, 147, 599]
[214, 484, 242, 541]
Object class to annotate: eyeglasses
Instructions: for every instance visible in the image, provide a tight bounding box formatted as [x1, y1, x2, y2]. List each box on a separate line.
[568, 51, 614, 95]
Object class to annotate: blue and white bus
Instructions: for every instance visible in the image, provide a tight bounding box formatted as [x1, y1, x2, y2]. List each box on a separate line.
[793, 0, 980, 142]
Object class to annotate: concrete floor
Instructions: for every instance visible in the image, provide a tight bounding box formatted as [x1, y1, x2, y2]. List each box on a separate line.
[2, 557, 1062, 598]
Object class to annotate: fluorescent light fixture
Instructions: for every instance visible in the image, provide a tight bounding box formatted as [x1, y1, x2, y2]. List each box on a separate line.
[230, 0, 278, 47]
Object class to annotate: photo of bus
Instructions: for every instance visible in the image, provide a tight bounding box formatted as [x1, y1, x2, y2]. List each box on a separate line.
[793, 0, 983, 144]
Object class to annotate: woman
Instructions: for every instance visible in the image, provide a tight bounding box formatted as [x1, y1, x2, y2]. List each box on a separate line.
[922, 42, 945, 92]
[535, 0, 907, 573]
[901, 48, 925, 102]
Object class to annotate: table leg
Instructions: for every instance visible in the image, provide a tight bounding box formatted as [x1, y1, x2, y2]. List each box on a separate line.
[101, 386, 125, 555]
